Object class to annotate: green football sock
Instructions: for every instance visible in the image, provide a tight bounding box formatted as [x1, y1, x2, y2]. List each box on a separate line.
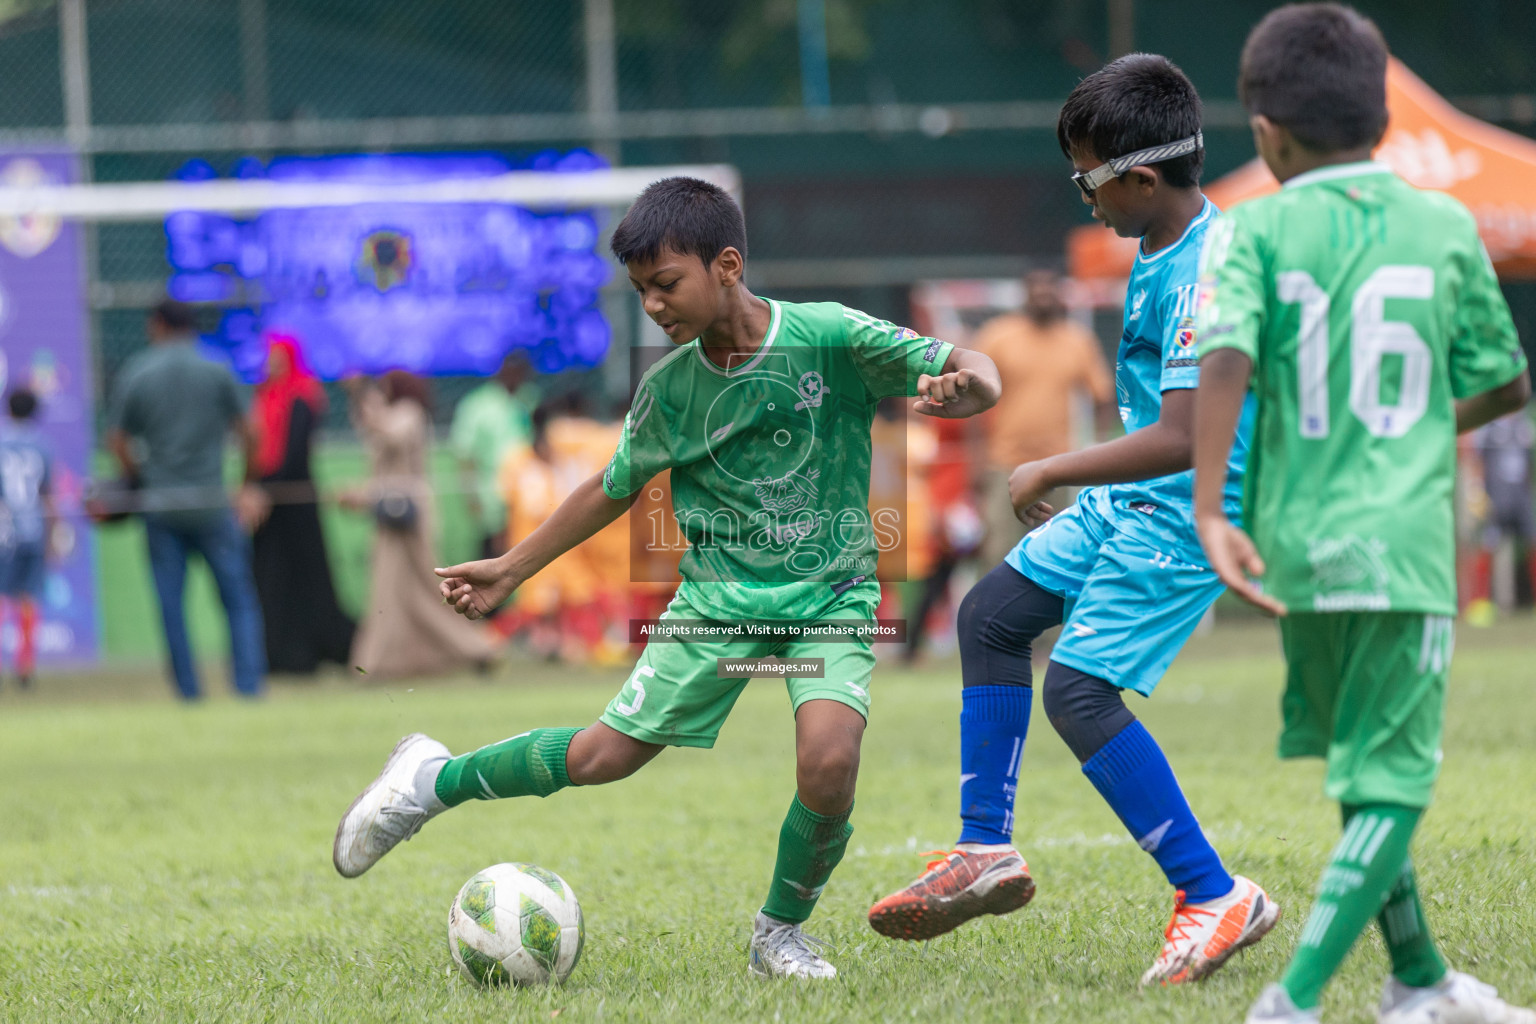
[434, 727, 580, 807]
[1377, 856, 1447, 989]
[1281, 803, 1423, 1010]
[761, 795, 854, 925]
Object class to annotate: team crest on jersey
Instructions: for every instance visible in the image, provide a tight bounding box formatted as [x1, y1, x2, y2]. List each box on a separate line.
[1167, 316, 1199, 367]
[795, 371, 827, 410]
[1174, 319, 1197, 350]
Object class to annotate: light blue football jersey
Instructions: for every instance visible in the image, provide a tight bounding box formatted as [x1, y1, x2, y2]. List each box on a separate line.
[0, 422, 52, 546]
[1002, 199, 1255, 694]
[1108, 198, 1251, 524]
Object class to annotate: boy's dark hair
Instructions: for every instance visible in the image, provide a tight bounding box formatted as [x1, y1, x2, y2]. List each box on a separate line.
[150, 298, 199, 333]
[1057, 53, 1204, 189]
[1239, 3, 1388, 152]
[610, 176, 748, 268]
[7, 389, 37, 420]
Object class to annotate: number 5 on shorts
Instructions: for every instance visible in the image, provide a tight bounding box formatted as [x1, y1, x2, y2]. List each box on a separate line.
[614, 665, 654, 717]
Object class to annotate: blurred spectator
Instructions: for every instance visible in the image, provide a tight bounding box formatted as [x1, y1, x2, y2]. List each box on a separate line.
[497, 406, 566, 658]
[344, 372, 494, 678]
[905, 415, 984, 661]
[106, 299, 266, 700]
[496, 399, 629, 664]
[620, 386, 684, 631]
[0, 388, 56, 689]
[250, 336, 356, 674]
[869, 398, 936, 651]
[1467, 410, 1535, 622]
[449, 350, 536, 561]
[971, 269, 1112, 565]
[552, 395, 629, 663]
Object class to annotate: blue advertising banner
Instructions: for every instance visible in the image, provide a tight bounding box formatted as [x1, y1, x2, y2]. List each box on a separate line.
[0, 149, 95, 666]
[167, 151, 614, 383]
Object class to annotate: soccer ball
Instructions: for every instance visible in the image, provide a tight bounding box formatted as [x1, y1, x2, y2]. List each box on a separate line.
[447, 863, 585, 987]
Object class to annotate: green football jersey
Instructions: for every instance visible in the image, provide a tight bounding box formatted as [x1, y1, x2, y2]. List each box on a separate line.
[1198, 162, 1527, 614]
[603, 298, 953, 622]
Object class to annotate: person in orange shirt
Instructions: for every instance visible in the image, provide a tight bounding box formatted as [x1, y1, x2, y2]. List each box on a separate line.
[497, 407, 567, 657]
[905, 414, 984, 661]
[553, 402, 630, 664]
[971, 269, 1112, 566]
[868, 398, 935, 627]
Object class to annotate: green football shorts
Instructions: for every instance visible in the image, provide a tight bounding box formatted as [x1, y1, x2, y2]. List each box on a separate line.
[599, 583, 880, 748]
[1279, 612, 1453, 809]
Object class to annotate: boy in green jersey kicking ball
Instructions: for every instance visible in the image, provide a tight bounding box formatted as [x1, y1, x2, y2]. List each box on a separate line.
[333, 177, 1002, 979]
[1191, 6, 1533, 1023]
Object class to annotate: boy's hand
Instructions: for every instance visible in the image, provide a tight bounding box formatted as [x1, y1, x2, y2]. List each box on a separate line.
[1016, 501, 1054, 530]
[914, 369, 997, 419]
[435, 555, 519, 620]
[1008, 459, 1058, 527]
[1195, 513, 1286, 617]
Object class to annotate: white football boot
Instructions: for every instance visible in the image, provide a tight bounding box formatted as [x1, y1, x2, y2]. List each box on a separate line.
[333, 733, 451, 878]
[1379, 970, 1536, 1024]
[1142, 875, 1281, 985]
[747, 912, 837, 979]
[1247, 983, 1322, 1023]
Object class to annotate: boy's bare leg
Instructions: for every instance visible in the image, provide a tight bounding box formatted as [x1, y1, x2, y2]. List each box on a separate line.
[793, 699, 864, 813]
[566, 722, 664, 785]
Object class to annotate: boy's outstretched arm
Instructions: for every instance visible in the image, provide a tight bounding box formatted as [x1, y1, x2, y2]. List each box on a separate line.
[437, 471, 639, 619]
[1192, 348, 1283, 616]
[913, 347, 1000, 419]
[1455, 369, 1530, 434]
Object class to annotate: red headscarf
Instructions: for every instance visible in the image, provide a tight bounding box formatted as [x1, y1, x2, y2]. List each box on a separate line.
[253, 335, 326, 478]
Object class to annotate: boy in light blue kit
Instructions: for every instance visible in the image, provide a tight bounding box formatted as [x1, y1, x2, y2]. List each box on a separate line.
[870, 54, 1277, 988]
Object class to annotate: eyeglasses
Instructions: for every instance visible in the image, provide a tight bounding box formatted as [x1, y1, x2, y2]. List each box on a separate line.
[1071, 132, 1204, 199]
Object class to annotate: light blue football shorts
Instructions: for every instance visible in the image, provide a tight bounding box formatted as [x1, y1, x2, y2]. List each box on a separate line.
[1004, 487, 1224, 696]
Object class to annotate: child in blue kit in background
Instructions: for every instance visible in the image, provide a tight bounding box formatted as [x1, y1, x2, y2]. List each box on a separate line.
[0, 389, 56, 690]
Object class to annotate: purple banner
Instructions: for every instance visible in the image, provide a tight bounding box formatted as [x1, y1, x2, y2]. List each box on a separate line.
[167, 151, 613, 382]
[0, 149, 95, 665]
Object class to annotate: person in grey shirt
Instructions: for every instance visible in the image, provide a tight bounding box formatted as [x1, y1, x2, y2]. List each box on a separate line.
[106, 299, 266, 699]
[1472, 410, 1536, 610]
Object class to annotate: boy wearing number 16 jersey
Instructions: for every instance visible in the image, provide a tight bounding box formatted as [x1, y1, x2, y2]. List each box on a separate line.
[1192, 6, 1533, 1023]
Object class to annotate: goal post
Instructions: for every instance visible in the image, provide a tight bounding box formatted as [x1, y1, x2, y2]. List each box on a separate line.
[0, 163, 741, 221]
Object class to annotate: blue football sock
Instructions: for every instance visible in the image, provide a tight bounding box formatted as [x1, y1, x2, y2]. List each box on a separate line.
[1081, 721, 1233, 903]
[956, 684, 1032, 846]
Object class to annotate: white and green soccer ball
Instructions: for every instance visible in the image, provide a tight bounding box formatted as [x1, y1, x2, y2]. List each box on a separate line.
[447, 863, 584, 987]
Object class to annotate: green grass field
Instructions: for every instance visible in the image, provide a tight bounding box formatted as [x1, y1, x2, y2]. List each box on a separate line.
[3, 621, 1534, 1023]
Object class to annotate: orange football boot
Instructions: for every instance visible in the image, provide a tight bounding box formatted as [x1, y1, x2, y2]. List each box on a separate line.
[868, 845, 1036, 941]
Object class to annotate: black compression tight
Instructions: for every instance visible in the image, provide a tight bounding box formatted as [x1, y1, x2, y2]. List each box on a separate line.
[957, 562, 1137, 762]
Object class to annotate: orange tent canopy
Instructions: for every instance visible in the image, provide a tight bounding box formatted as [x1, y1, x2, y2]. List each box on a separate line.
[1067, 59, 1536, 283]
